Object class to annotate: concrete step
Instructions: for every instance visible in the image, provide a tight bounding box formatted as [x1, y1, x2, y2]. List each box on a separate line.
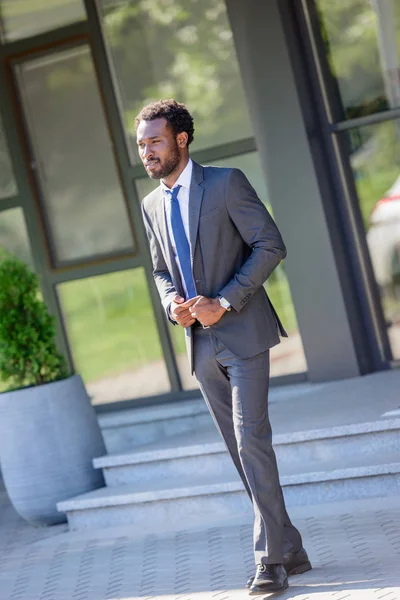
[98, 398, 211, 454]
[57, 459, 400, 531]
[94, 419, 400, 487]
[59, 417, 400, 532]
[96, 372, 400, 456]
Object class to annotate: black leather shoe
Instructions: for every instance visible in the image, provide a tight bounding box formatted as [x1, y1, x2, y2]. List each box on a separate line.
[248, 564, 288, 595]
[246, 547, 311, 588]
[284, 547, 312, 576]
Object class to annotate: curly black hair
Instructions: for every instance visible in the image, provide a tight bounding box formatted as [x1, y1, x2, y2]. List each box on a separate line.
[135, 99, 195, 146]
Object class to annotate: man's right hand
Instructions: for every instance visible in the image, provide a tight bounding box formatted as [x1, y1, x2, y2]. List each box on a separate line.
[170, 295, 199, 327]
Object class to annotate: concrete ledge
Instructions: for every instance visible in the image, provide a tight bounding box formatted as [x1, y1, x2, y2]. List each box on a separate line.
[57, 480, 243, 511]
[98, 398, 205, 429]
[274, 417, 400, 444]
[282, 462, 400, 485]
[97, 372, 400, 455]
[94, 418, 400, 469]
[93, 441, 224, 468]
[62, 489, 252, 531]
[99, 399, 212, 453]
[58, 462, 400, 512]
[58, 463, 400, 531]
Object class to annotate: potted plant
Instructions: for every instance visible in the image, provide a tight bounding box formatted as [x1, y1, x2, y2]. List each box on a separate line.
[0, 252, 106, 526]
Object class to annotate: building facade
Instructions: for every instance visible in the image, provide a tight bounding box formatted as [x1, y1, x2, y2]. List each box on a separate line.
[0, 0, 399, 410]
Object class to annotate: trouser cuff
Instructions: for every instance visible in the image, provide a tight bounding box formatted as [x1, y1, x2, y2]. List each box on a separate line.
[254, 550, 284, 565]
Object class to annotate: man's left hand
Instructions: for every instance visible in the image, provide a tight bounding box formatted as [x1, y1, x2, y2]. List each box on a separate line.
[188, 296, 226, 327]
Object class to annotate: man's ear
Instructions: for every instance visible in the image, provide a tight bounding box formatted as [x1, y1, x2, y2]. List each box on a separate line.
[177, 132, 189, 148]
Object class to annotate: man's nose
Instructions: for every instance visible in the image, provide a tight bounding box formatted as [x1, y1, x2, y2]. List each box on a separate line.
[143, 145, 154, 159]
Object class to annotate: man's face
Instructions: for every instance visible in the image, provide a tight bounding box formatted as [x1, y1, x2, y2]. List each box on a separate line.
[137, 118, 181, 180]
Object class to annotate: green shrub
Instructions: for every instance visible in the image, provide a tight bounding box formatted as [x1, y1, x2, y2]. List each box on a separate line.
[0, 252, 69, 391]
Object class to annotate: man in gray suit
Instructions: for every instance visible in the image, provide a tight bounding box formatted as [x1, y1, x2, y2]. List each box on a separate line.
[136, 99, 311, 594]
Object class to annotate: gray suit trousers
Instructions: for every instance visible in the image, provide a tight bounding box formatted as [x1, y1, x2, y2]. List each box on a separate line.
[193, 327, 302, 565]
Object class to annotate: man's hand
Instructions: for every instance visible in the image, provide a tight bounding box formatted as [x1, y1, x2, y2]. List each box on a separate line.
[170, 295, 198, 328]
[189, 296, 226, 327]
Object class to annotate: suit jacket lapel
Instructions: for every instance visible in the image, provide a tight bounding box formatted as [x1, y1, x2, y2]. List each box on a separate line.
[188, 161, 204, 265]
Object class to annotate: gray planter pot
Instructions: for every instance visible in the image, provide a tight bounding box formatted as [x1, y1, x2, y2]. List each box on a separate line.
[0, 375, 106, 526]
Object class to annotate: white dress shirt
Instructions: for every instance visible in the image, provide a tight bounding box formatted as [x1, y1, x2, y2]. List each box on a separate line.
[161, 159, 193, 299]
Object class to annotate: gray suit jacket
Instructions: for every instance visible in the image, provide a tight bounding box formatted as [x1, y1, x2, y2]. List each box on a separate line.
[141, 161, 288, 373]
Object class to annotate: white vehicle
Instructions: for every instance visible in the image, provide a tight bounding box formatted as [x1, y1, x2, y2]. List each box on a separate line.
[366, 174, 400, 300]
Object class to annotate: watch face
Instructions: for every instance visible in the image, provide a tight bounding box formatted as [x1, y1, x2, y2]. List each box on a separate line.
[219, 297, 230, 310]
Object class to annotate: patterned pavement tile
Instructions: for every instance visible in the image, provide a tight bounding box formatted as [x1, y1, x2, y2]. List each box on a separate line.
[0, 485, 399, 600]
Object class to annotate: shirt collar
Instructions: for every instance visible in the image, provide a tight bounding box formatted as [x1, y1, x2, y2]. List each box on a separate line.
[161, 159, 193, 197]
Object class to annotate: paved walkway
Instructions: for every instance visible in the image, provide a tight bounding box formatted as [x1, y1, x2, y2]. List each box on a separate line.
[0, 485, 399, 600]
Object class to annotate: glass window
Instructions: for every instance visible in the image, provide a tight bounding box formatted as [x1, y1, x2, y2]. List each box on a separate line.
[99, 0, 253, 162]
[0, 114, 17, 199]
[0, 1, 86, 42]
[345, 119, 400, 360]
[15, 44, 134, 265]
[315, 0, 400, 120]
[0, 207, 33, 266]
[169, 324, 199, 391]
[58, 268, 170, 404]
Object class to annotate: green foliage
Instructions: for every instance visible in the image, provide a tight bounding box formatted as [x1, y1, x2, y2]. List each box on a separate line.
[356, 166, 399, 230]
[0, 252, 69, 392]
[101, 0, 253, 150]
[317, 0, 400, 119]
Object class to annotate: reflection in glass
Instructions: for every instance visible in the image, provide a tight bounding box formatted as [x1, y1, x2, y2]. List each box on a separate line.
[0, 0, 86, 41]
[0, 208, 33, 266]
[316, 0, 400, 120]
[0, 115, 17, 199]
[347, 119, 400, 359]
[58, 268, 170, 404]
[99, 0, 253, 161]
[16, 45, 134, 264]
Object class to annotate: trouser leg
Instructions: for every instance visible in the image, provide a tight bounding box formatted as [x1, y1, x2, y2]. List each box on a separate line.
[193, 329, 302, 563]
[227, 348, 284, 564]
[193, 329, 252, 497]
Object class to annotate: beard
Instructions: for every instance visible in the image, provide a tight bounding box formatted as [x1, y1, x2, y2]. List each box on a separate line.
[147, 142, 181, 180]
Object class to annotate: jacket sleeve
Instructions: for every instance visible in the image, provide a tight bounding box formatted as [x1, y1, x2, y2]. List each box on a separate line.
[141, 202, 178, 323]
[219, 168, 287, 313]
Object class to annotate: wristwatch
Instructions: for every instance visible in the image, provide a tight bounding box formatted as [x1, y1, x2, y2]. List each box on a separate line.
[218, 296, 231, 311]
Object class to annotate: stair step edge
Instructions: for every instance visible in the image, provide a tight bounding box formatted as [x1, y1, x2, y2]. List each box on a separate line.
[58, 462, 400, 512]
[98, 398, 206, 429]
[94, 418, 400, 468]
[282, 461, 400, 485]
[93, 441, 225, 468]
[274, 418, 400, 445]
[57, 480, 242, 511]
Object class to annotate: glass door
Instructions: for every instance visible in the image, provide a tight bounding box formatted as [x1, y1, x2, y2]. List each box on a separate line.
[7, 40, 172, 404]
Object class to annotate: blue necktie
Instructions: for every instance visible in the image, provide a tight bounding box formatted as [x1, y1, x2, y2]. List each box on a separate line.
[166, 185, 197, 299]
